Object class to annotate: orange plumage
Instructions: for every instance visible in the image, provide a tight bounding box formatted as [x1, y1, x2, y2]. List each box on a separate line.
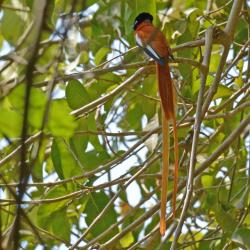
[134, 12, 179, 236]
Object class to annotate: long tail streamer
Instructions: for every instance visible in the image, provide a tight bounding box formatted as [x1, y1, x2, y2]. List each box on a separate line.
[156, 63, 179, 236]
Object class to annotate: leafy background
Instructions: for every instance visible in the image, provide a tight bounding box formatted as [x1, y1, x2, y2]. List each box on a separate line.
[0, 0, 250, 249]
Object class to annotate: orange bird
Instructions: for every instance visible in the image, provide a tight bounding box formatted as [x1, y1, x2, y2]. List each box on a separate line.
[133, 12, 178, 236]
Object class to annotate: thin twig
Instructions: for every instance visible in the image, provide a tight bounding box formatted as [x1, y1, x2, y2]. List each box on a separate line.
[171, 26, 214, 250]
[69, 154, 159, 249]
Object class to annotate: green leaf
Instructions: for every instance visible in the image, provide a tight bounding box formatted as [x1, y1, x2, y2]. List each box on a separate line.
[135, 0, 156, 21]
[37, 44, 59, 67]
[8, 84, 46, 109]
[79, 50, 89, 64]
[51, 138, 82, 179]
[94, 47, 109, 65]
[213, 85, 234, 99]
[80, 150, 110, 171]
[85, 191, 118, 241]
[209, 54, 220, 73]
[66, 80, 90, 109]
[51, 139, 64, 179]
[31, 139, 48, 183]
[53, 0, 71, 23]
[235, 75, 243, 87]
[25, 0, 33, 8]
[124, 103, 143, 130]
[176, 29, 195, 83]
[201, 174, 213, 188]
[1, 10, 26, 45]
[235, 19, 248, 47]
[37, 186, 69, 229]
[122, 2, 135, 38]
[120, 232, 134, 248]
[185, 8, 202, 18]
[51, 208, 71, 242]
[0, 108, 23, 138]
[215, 203, 237, 233]
[32, 160, 43, 183]
[48, 99, 77, 137]
[8, 84, 47, 129]
[232, 227, 250, 249]
[140, 75, 157, 119]
[86, 113, 103, 152]
[197, 237, 212, 250]
[185, 8, 201, 38]
[88, 73, 120, 100]
[192, 75, 214, 95]
[69, 133, 89, 168]
[192, 78, 200, 95]
[233, 186, 249, 209]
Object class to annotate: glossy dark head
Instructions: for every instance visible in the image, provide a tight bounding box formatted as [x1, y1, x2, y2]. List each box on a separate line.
[133, 12, 153, 30]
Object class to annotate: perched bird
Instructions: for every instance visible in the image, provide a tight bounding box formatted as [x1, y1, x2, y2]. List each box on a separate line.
[134, 12, 179, 236]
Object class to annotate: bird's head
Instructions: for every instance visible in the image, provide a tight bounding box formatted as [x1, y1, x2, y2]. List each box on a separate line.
[133, 12, 153, 30]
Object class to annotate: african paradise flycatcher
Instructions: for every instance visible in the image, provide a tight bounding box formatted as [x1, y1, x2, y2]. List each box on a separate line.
[133, 12, 179, 236]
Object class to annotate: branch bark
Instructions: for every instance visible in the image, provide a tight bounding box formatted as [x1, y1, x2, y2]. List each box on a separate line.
[170, 26, 214, 250]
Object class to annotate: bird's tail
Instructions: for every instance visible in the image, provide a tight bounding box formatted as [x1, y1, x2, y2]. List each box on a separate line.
[156, 63, 175, 120]
[156, 63, 179, 236]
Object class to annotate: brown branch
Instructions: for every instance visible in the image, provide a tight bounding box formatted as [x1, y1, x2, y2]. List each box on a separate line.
[212, 81, 250, 114]
[0, 173, 162, 200]
[0, 189, 84, 206]
[0, 132, 42, 168]
[201, 0, 244, 118]
[222, 39, 250, 79]
[171, 26, 214, 250]
[80, 188, 158, 250]
[97, 113, 250, 250]
[0, 4, 30, 12]
[186, 100, 250, 122]
[69, 154, 159, 249]
[70, 67, 148, 117]
[13, 1, 48, 248]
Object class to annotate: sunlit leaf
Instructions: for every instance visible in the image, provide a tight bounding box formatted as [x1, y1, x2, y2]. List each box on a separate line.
[213, 85, 234, 99]
[120, 232, 134, 248]
[1, 10, 26, 45]
[94, 47, 109, 65]
[48, 99, 77, 137]
[209, 54, 220, 73]
[8, 84, 47, 129]
[201, 174, 213, 188]
[0, 108, 22, 138]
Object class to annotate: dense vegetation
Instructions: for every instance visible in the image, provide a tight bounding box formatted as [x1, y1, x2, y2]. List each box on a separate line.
[0, 0, 249, 249]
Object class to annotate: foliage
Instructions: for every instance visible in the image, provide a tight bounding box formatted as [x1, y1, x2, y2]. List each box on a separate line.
[0, 0, 249, 249]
